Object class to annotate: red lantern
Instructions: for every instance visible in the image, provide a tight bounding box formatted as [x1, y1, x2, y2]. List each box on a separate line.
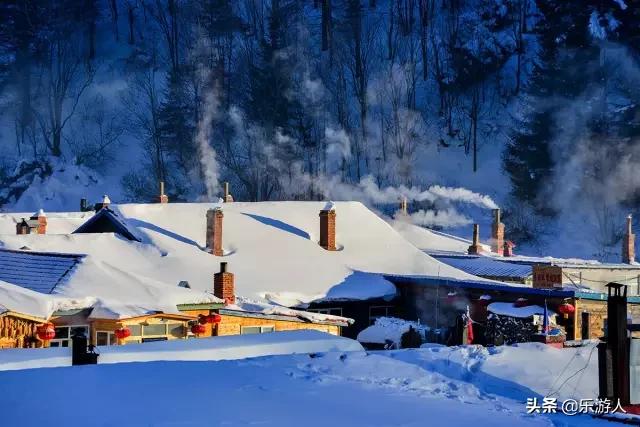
[114, 327, 131, 340]
[208, 313, 222, 324]
[558, 302, 575, 318]
[191, 324, 206, 335]
[198, 314, 208, 325]
[514, 298, 528, 308]
[36, 323, 55, 341]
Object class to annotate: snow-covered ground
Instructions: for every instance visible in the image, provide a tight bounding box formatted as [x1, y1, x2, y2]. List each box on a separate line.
[0, 333, 610, 427]
[0, 330, 362, 371]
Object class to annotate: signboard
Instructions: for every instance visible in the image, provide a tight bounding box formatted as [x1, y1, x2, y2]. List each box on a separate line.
[532, 265, 564, 289]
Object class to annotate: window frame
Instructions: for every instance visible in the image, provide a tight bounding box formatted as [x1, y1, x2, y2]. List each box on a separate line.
[95, 330, 117, 346]
[240, 325, 276, 335]
[49, 324, 90, 348]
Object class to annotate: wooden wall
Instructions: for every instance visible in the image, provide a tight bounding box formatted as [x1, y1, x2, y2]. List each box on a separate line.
[181, 309, 340, 337]
[0, 315, 40, 349]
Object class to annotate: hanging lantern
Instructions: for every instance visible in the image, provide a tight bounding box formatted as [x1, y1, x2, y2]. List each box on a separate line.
[477, 295, 492, 307]
[208, 313, 222, 324]
[114, 327, 132, 340]
[198, 314, 209, 325]
[191, 324, 206, 335]
[36, 323, 55, 341]
[558, 302, 575, 319]
[514, 298, 528, 308]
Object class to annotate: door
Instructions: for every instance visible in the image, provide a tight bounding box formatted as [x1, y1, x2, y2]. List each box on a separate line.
[581, 312, 590, 340]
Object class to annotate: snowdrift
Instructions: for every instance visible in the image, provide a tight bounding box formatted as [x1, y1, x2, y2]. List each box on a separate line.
[0, 330, 363, 371]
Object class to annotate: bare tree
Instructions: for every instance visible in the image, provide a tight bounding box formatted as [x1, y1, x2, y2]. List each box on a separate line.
[33, 38, 95, 157]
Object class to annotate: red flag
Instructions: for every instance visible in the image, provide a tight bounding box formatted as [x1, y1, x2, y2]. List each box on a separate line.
[466, 305, 474, 344]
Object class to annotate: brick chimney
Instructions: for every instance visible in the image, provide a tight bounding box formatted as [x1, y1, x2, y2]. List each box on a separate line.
[16, 218, 29, 235]
[30, 209, 47, 234]
[319, 203, 336, 251]
[158, 181, 169, 203]
[223, 182, 234, 203]
[504, 241, 515, 257]
[491, 208, 505, 255]
[623, 215, 635, 264]
[94, 195, 111, 211]
[214, 262, 235, 305]
[468, 224, 482, 255]
[206, 207, 224, 256]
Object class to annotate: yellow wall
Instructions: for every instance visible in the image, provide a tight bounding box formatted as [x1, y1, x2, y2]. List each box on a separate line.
[181, 309, 341, 337]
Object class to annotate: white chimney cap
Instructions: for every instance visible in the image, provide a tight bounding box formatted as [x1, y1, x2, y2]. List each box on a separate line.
[102, 195, 111, 204]
[323, 201, 336, 211]
[34, 209, 46, 217]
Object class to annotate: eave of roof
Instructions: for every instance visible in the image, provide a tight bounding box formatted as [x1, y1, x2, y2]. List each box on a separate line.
[218, 308, 350, 326]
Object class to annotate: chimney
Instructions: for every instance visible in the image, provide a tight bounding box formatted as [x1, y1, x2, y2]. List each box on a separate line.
[206, 207, 224, 256]
[468, 224, 482, 255]
[16, 218, 30, 235]
[319, 203, 337, 251]
[29, 209, 47, 235]
[223, 182, 234, 203]
[399, 197, 408, 215]
[504, 241, 515, 257]
[623, 215, 635, 264]
[158, 181, 169, 204]
[214, 262, 235, 305]
[94, 195, 111, 211]
[491, 208, 505, 256]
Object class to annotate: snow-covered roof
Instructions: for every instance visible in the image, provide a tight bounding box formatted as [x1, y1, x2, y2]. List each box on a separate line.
[0, 280, 90, 320]
[487, 302, 556, 319]
[431, 254, 532, 280]
[72, 206, 140, 241]
[0, 249, 84, 293]
[391, 220, 490, 254]
[0, 201, 490, 314]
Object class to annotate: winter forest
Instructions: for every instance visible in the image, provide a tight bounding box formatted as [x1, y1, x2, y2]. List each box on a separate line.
[1, 0, 639, 259]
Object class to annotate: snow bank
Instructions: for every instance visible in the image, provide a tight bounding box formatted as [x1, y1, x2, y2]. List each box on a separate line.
[357, 317, 427, 345]
[387, 341, 600, 402]
[0, 330, 363, 371]
[0, 342, 605, 427]
[488, 302, 556, 319]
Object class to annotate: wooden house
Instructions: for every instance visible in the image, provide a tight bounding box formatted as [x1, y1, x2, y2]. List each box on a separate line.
[178, 303, 348, 338]
[0, 310, 45, 349]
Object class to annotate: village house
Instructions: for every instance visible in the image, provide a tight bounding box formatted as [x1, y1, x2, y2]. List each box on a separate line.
[390, 209, 640, 346]
[0, 184, 487, 346]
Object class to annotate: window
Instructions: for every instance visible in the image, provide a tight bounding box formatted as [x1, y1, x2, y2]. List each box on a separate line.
[241, 326, 275, 334]
[168, 323, 184, 338]
[308, 308, 343, 316]
[127, 325, 142, 336]
[49, 325, 89, 347]
[142, 324, 166, 336]
[96, 331, 116, 346]
[369, 306, 394, 325]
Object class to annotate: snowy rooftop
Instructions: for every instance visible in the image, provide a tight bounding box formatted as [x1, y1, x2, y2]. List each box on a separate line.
[431, 254, 533, 280]
[0, 249, 84, 294]
[0, 202, 487, 316]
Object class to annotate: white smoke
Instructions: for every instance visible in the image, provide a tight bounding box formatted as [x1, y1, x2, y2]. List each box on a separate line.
[409, 209, 473, 228]
[196, 90, 220, 200]
[325, 127, 351, 160]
